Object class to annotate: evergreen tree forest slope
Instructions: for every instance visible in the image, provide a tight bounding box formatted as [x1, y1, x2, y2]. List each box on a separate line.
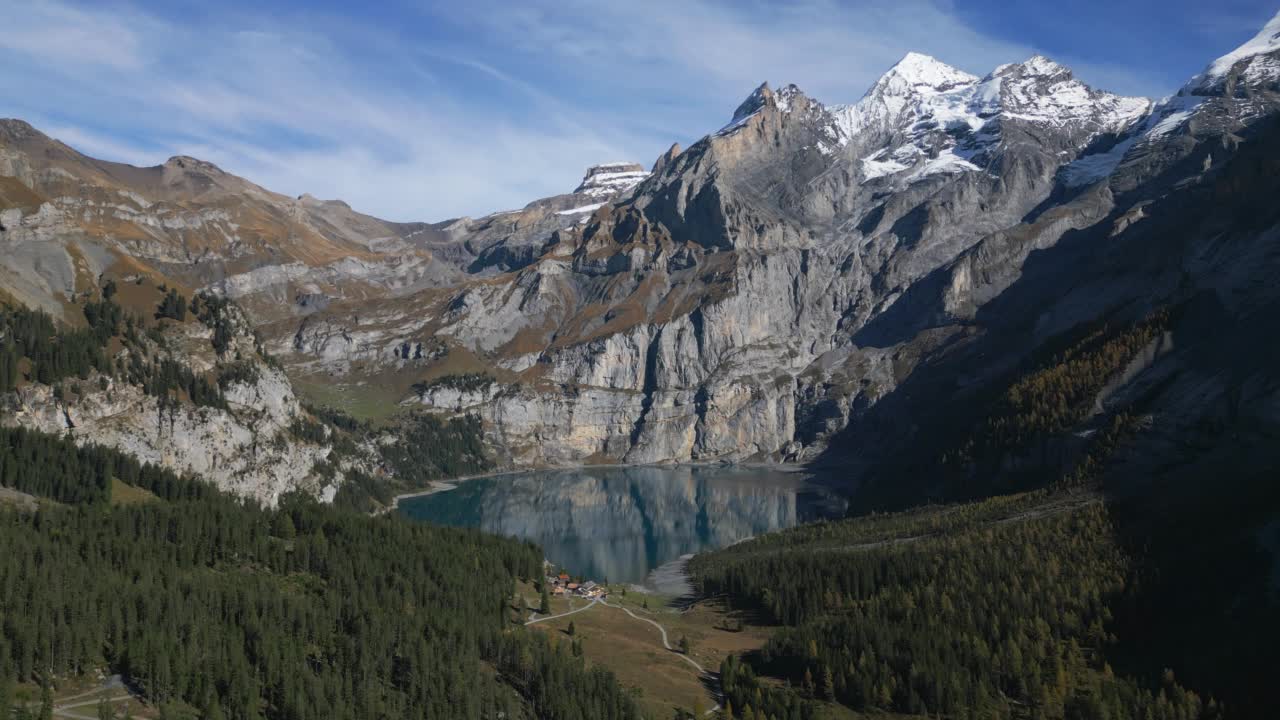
[0, 426, 643, 720]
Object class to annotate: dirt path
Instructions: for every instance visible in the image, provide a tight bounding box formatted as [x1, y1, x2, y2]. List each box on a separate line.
[524, 598, 600, 625]
[21, 687, 134, 720]
[54, 694, 133, 720]
[601, 600, 721, 716]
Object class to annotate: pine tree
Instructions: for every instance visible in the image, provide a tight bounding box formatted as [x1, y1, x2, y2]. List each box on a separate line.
[155, 289, 187, 322]
[39, 682, 53, 720]
[272, 512, 296, 540]
[540, 583, 551, 614]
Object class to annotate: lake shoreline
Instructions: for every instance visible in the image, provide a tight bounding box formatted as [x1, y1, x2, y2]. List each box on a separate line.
[373, 459, 822, 517]
[381, 462, 847, 592]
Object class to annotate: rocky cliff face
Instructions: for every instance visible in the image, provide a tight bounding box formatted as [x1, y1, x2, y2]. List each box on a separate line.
[0, 298, 362, 505]
[422, 21, 1276, 471]
[5, 11, 1280, 490]
[299, 50, 1165, 467]
[4, 365, 332, 505]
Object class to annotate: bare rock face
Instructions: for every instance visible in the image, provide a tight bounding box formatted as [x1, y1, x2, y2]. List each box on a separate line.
[0, 316, 344, 506]
[383, 28, 1279, 470]
[372, 53, 1162, 467]
[5, 370, 330, 506]
[6, 11, 1280, 485]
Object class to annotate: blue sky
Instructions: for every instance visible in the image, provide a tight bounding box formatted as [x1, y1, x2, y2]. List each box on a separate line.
[1, 0, 1277, 221]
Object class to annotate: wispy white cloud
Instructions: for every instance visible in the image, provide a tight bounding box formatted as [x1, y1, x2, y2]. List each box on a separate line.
[430, 0, 1172, 114]
[0, 0, 1175, 222]
[0, 0, 148, 70]
[0, 0, 644, 221]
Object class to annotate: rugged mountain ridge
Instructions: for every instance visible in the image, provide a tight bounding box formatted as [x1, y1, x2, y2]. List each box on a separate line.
[4, 11, 1280, 497]
[365, 50, 1174, 467]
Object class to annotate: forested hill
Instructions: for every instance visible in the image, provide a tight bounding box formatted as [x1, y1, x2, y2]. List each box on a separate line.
[0, 426, 641, 720]
[689, 473, 1279, 720]
[0, 282, 493, 510]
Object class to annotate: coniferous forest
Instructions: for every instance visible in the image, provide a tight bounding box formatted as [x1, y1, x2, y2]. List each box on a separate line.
[691, 472, 1278, 720]
[0, 427, 641, 720]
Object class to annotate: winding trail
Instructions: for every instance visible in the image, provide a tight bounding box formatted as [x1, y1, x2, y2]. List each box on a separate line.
[522, 594, 720, 715]
[601, 600, 721, 716]
[601, 601, 705, 673]
[524, 598, 600, 626]
[53, 694, 133, 720]
[21, 684, 134, 720]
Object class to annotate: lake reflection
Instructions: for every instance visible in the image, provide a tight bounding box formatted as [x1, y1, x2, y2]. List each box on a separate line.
[397, 465, 846, 587]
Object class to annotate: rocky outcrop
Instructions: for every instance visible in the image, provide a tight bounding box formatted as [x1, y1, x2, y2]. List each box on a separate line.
[0, 293, 365, 505]
[3, 368, 332, 506]
[350, 51, 1167, 467]
[388, 24, 1278, 470]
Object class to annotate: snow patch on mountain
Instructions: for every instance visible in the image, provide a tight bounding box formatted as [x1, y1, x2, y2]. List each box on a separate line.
[557, 202, 606, 216]
[906, 149, 981, 181]
[861, 150, 910, 180]
[1059, 95, 1203, 187]
[1244, 54, 1280, 85]
[1147, 107, 1197, 138]
[1060, 137, 1137, 187]
[719, 82, 776, 135]
[574, 163, 649, 199]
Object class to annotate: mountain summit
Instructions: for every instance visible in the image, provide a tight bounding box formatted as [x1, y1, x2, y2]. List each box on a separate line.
[1189, 9, 1280, 93]
[867, 52, 979, 97]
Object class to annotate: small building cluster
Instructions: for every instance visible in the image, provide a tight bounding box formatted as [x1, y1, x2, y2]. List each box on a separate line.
[546, 571, 605, 599]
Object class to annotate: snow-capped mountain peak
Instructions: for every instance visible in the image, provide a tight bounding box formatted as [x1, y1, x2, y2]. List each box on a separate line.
[823, 51, 1150, 187]
[1188, 10, 1280, 92]
[992, 54, 1150, 130]
[708, 49, 1148, 192]
[831, 54, 979, 139]
[1003, 54, 1072, 79]
[875, 52, 979, 96]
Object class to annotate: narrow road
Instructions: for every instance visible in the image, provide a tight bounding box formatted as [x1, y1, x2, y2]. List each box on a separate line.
[601, 600, 721, 716]
[21, 688, 134, 720]
[524, 598, 600, 626]
[54, 694, 133, 720]
[602, 601, 704, 672]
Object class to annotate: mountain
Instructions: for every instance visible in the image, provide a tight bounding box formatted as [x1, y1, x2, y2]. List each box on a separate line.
[4, 10, 1280, 719]
[279, 51, 1167, 470]
[4, 11, 1280, 496]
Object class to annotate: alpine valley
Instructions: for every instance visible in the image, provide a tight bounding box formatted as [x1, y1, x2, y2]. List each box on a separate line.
[3, 7, 1280, 720]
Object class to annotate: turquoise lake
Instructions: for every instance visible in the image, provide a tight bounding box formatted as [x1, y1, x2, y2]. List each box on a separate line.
[397, 465, 847, 590]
